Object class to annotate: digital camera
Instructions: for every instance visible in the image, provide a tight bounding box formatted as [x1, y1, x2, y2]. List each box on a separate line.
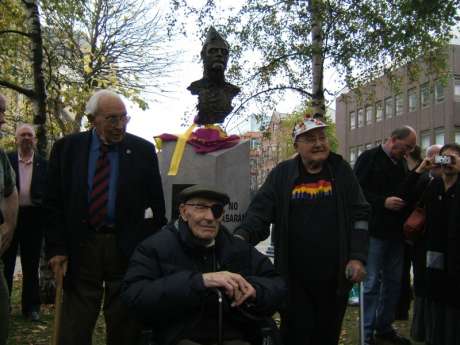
[434, 155, 453, 165]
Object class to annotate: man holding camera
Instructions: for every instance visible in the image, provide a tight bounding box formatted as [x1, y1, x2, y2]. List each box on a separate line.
[354, 126, 417, 345]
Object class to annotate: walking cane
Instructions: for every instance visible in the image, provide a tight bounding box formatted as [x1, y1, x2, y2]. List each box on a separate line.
[51, 271, 64, 345]
[359, 281, 365, 345]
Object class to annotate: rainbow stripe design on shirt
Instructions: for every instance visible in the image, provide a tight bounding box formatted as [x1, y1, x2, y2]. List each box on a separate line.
[291, 180, 332, 200]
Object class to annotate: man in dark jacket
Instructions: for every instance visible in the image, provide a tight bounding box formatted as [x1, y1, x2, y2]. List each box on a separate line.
[233, 117, 370, 345]
[354, 126, 416, 345]
[122, 185, 286, 345]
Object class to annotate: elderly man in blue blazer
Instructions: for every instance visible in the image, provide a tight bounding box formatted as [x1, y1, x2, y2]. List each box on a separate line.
[44, 89, 167, 345]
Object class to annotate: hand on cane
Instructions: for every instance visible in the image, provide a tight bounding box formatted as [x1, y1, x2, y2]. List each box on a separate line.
[49, 255, 68, 282]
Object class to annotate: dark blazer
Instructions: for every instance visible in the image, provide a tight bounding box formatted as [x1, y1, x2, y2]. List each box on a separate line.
[7, 151, 48, 207]
[44, 130, 167, 288]
[353, 145, 408, 240]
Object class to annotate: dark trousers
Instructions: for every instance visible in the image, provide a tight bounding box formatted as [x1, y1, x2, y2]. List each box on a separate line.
[0, 260, 9, 345]
[396, 243, 413, 320]
[58, 233, 141, 345]
[1, 206, 42, 314]
[281, 277, 348, 345]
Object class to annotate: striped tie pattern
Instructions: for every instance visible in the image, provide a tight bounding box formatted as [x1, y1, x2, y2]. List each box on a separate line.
[89, 144, 110, 229]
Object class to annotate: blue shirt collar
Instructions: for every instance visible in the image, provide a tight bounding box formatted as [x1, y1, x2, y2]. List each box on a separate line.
[90, 128, 119, 152]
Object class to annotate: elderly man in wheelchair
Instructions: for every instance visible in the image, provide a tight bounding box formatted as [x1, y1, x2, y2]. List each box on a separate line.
[122, 185, 286, 345]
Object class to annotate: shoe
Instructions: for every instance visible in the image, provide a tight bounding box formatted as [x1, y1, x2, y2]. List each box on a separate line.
[375, 330, 411, 345]
[348, 296, 360, 306]
[27, 311, 40, 322]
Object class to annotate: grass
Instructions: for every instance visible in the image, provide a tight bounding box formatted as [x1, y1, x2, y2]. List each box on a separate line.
[7, 274, 106, 345]
[7, 275, 418, 345]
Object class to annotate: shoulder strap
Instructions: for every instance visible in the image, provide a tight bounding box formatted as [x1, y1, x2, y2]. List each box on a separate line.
[418, 178, 435, 207]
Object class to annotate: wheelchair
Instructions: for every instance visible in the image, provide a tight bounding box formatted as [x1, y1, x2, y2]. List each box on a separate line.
[138, 314, 282, 345]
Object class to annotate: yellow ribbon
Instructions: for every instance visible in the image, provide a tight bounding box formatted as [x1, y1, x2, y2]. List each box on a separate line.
[167, 124, 197, 176]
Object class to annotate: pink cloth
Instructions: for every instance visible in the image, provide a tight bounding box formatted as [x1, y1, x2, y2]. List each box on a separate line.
[157, 128, 240, 154]
[18, 152, 34, 206]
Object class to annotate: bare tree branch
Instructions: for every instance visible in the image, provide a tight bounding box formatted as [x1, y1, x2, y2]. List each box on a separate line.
[0, 79, 36, 98]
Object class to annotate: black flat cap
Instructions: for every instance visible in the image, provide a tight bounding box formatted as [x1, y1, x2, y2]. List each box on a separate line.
[179, 185, 230, 205]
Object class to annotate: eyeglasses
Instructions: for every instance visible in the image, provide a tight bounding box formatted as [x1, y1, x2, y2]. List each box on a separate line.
[295, 135, 328, 144]
[103, 115, 131, 126]
[184, 203, 225, 218]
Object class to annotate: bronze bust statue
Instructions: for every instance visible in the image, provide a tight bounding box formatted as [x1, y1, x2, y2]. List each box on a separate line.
[188, 27, 240, 125]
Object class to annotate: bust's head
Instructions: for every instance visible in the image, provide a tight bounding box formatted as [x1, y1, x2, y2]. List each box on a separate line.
[201, 27, 230, 73]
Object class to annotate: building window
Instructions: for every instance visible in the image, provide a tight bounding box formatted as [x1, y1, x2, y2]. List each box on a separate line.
[375, 101, 383, 122]
[365, 106, 373, 125]
[395, 94, 404, 116]
[350, 111, 356, 130]
[349, 147, 357, 165]
[408, 88, 417, 112]
[384, 97, 393, 119]
[455, 78, 460, 102]
[357, 108, 364, 128]
[420, 131, 431, 151]
[420, 82, 431, 108]
[455, 130, 460, 144]
[435, 128, 445, 145]
[435, 80, 445, 102]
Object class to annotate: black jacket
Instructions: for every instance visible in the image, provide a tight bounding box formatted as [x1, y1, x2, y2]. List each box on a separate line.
[121, 220, 286, 345]
[43, 131, 166, 288]
[7, 151, 48, 207]
[354, 146, 408, 240]
[234, 153, 370, 295]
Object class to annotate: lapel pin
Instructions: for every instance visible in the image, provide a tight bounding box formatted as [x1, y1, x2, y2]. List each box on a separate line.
[126, 149, 132, 155]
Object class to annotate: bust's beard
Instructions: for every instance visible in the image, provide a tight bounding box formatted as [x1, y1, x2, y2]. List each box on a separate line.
[204, 65, 226, 84]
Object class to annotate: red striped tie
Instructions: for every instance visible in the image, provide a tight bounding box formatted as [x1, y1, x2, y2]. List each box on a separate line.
[89, 145, 110, 229]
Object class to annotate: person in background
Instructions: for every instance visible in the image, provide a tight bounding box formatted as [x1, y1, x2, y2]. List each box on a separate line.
[2, 124, 47, 321]
[403, 144, 442, 341]
[396, 144, 422, 321]
[410, 143, 460, 345]
[354, 126, 416, 345]
[406, 145, 422, 171]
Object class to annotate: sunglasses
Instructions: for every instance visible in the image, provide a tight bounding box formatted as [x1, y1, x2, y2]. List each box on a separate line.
[184, 203, 225, 218]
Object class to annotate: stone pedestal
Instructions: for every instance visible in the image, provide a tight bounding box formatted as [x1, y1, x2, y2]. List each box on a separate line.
[158, 140, 250, 231]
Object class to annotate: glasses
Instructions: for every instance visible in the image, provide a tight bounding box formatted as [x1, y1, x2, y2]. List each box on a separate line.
[184, 203, 225, 218]
[104, 115, 131, 126]
[296, 135, 327, 144]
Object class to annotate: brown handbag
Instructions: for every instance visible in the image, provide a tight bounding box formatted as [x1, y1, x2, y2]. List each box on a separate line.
[403, 178, 433, 241]
[403, 206, 426, 241]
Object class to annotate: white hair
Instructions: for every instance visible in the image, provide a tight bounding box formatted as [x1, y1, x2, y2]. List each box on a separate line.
[426, 144, 442, 158]
[15, 123, 36, 137]
[85, 89, 123, 116]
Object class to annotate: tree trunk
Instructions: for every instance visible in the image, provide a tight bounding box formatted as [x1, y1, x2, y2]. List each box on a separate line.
[310, 0, 325, 119]
[22, 0, 56, 301]
[22, 0, 47, 155]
